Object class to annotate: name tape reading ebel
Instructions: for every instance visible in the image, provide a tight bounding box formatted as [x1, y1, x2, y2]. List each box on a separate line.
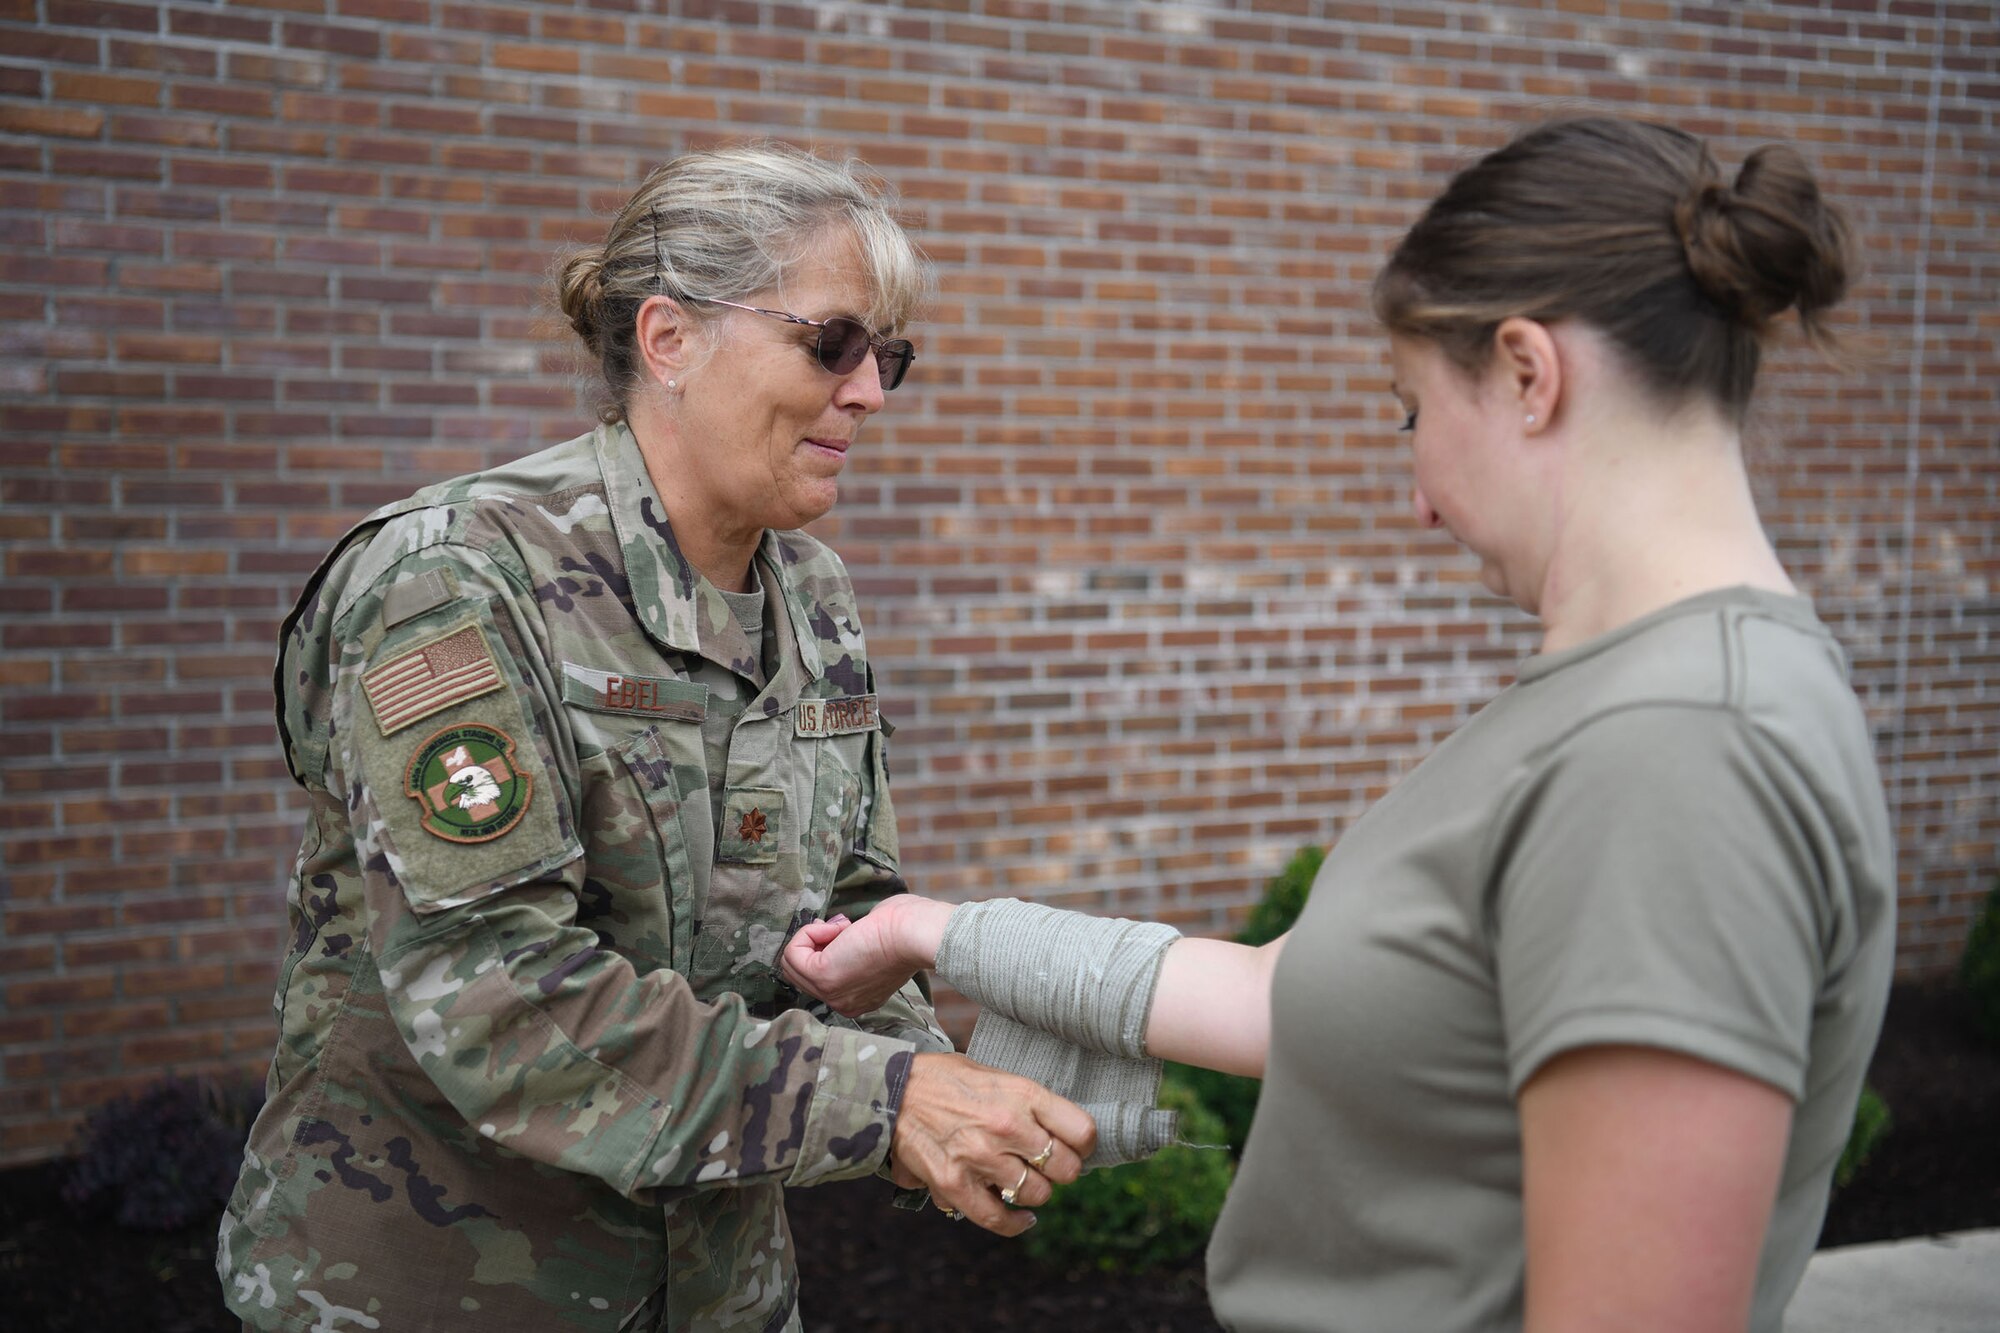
[560, 662, 708, 722]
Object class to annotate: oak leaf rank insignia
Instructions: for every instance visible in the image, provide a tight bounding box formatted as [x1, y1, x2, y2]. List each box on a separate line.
[737, 808, 768, 844]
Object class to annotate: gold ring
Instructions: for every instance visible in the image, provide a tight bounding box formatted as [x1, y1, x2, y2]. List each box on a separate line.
[999, 1163, 1030, 1206]
[1029, 1138, 1055, 1170]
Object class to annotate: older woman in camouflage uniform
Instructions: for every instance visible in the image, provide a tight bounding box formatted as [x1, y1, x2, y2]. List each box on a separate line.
[218, 145, 1094, 1333]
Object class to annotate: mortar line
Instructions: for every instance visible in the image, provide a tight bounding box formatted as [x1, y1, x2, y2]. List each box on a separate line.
[1887, 13, 1946, 922]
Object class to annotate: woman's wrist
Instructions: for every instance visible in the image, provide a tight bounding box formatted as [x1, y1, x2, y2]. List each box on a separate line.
[888, 895, 952, 974]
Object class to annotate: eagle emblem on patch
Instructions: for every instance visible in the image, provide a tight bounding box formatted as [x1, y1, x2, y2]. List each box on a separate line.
[405, 722, 532, 844]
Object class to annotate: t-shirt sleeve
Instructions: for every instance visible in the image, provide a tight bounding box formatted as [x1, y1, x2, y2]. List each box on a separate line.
[1494, 703, 1830, 1100]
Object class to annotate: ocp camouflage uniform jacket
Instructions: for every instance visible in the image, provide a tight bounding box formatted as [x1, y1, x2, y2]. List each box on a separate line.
[218, 423, 950, 1332]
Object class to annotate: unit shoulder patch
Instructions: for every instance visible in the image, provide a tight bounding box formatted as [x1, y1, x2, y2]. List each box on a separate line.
[404, 721, 532, 844]
[364, 622, 504, 737]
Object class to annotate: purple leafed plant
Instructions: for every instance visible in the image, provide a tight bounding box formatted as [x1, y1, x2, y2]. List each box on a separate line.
[62, 1076, 263, 1231]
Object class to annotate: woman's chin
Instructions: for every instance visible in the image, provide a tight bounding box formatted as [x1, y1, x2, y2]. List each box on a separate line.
[779, 479, 840, 530]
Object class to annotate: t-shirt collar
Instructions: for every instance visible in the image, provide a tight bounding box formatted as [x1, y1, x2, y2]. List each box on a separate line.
[1517, 584, 1820, 684]
[594, 420, 824, 685]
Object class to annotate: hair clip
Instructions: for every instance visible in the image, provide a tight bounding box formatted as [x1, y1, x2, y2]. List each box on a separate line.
[650, 206, 663, 293]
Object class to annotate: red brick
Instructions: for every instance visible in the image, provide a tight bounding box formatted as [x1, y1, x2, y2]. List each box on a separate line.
[0, 1015, 55, 1047]
[65, 864, 171, 899]
[55, 1074, 154, 1112]
[49, 70, 161, 106]
[0, 802, 56, 833]
[51, 368, 167, 398]
[7, 974, 117, 1008]
[179, 992, 275, 1025]
[111, 332, 222, 363]
[279, 19, 379, 58]
[123, 963, 228, 998]
[122, 1030, 229, 1065]
[65, 1000, 171, 1034]
[42, 0, 143, 27]
[49, 145, 162, 179]
[0, 104, 106, 138]
[5, 622, 114, 650]
[0, 0, 1988, 1165]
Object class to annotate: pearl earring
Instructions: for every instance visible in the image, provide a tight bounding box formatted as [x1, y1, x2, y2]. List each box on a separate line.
[1524, 413, 1536, 426]
[666, 379, 676, 390]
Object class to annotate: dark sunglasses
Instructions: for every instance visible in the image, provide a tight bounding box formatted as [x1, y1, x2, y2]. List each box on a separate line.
[693, 298, 915, 391]
[648, 207, 914, 390]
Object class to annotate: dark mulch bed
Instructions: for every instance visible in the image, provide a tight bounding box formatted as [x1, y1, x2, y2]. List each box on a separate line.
[2, 979, 1992, 1332]
[1812, 979, 2000, 1248]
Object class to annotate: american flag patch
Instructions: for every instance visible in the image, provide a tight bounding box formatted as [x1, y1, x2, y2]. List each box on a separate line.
[362, 623, 504, 736]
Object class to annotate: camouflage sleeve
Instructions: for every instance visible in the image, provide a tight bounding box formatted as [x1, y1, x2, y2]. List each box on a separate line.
[825, 715, 953, 1054]
[333, 543, 911, 1200]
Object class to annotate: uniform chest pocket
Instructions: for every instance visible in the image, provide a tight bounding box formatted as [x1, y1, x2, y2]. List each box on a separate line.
[688, 783, 796, 999]
[609, 725, 708, 976]
[682, 729, 865, 1001]
[804, 731, 868, 897]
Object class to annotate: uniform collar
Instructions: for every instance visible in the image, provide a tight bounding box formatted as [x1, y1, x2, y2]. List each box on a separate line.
[595, 421, 825, 687]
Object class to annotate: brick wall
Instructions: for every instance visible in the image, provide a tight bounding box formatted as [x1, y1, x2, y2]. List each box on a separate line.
[1, 0, 1994, 1165]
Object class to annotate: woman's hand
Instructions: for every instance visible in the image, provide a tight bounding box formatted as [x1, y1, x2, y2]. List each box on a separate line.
[781, 894, 952, 1016]
[889, 1052, 1096, 1237]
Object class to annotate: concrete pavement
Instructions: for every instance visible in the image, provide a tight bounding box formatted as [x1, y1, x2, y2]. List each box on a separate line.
[1787, 1229, 2000, 1332]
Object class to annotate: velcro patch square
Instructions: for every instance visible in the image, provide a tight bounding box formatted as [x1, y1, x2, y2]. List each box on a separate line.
[363, 623, 504, 737]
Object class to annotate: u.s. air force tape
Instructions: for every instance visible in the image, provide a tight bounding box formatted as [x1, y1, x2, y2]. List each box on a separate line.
[794, 694, 878, 738]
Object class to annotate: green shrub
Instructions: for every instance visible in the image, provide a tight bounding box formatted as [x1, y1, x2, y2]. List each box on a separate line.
[1164, 1061, 1262, 1157]
[1238, 844, 1324, 947]
[1960, 882, 2000, 1047]
[1834, 1083, 1891, 1189]
[1164, 844, 1326, 1154]
[1023, 1076, 1235, 1274]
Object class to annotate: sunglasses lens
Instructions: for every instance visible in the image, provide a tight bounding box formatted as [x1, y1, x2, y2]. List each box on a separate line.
[817, 318, 872, 376]
[878, 340, 913, 391]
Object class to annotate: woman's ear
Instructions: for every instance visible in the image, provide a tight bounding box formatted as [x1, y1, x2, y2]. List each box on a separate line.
[634, 295, 694, 390]
[1492, 316, 1561, 434]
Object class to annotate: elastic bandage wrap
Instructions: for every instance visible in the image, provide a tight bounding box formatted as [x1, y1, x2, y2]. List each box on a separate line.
[934, 898, 1181, 1170]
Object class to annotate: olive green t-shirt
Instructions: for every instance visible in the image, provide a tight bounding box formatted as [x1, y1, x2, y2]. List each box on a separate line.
[1206, 587, 1895, 1333]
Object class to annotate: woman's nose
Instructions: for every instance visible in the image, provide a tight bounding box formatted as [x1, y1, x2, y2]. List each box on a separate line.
[1412, 487, 1443, 530]
[837, 354, 886, 414]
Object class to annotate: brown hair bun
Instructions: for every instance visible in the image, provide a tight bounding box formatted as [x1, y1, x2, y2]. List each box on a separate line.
[1374, 117, 1856, 421]
[1675, 144, 1850, 341]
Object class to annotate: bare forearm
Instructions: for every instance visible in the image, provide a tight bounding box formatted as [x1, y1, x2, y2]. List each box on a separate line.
[887, 896, 1279, 1078]
[1143, 935, 1282, 1078]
